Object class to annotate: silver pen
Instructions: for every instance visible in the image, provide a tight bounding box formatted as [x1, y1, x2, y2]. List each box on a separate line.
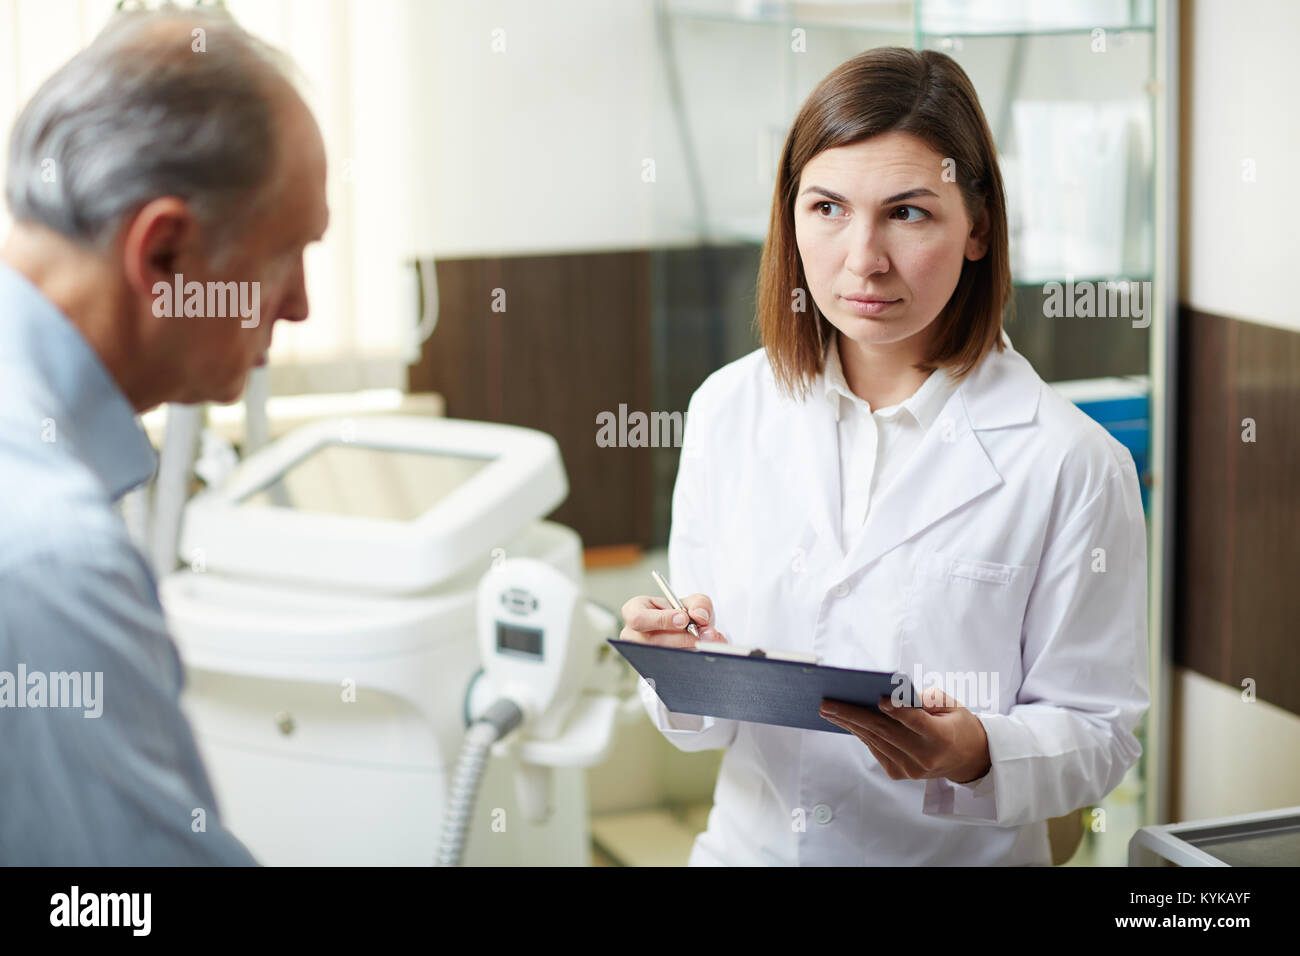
[650, 570, 701, 640]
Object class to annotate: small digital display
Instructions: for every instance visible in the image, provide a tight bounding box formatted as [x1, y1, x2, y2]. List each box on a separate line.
[497, 622, 543, 660]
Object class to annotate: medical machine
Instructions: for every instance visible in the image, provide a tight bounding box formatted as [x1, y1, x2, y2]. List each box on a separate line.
[440, 557, 621, 865]
[153, 412, 627, 865]
[1129, 805, 1300, 866]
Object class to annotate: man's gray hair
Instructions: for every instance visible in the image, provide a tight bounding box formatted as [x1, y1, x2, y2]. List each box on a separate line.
[5, 7, 297, 259]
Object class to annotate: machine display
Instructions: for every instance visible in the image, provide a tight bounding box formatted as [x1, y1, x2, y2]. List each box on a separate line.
[239, 443, 493, 521]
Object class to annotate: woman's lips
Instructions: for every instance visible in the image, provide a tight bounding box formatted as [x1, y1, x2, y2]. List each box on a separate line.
[841, 296, 900, 316]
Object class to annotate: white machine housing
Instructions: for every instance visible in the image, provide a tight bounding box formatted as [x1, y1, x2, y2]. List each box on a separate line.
[475, 558, 598, 741]
[160, 415, 613, 866]
[178, 416, 567, 595]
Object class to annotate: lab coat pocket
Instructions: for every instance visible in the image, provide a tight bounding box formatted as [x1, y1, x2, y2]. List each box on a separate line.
[897, 549, 1035, 714]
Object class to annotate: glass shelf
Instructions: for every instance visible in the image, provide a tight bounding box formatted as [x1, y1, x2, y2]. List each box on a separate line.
[660, 0, 1158, 285]
[666, 0, 1154, 42]
[668, 8, 914, 36]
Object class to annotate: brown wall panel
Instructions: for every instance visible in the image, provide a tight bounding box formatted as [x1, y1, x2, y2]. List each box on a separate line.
[408, 252, 653, 549]
[1175, 307, 1300, 716]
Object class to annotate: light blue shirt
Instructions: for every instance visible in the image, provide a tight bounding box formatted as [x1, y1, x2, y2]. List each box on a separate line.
[0, 261, 257, 865]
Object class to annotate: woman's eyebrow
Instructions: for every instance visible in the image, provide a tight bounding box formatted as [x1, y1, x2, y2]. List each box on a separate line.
[880, 187, 938, 205]
[797, 185, 940, 206]
[799, 185, 850, 203]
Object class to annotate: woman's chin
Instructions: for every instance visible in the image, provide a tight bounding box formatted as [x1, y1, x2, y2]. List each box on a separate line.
[837, 318, 914, 345]
[836, 311, 943, 347]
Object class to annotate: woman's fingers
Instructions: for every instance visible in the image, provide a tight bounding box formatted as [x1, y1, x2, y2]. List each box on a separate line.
[619, 593, 723, 646]
[620, 595, 672, 630]
[682, 597, 726, 642]
[681, 593, 713, 627]
[624, 595, 701, 632]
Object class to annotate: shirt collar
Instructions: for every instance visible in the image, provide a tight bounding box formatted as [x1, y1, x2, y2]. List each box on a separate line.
[0, 261, 157, 500]
[822, 336, 955, 428]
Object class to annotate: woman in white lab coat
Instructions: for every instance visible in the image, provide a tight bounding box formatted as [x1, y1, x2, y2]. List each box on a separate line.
[620, 47, 1149, 866]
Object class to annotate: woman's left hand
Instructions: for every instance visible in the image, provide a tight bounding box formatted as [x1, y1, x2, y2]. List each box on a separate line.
[820, 686, 991, 785]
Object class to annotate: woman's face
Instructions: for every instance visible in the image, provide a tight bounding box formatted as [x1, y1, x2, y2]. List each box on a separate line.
[793, 131, 988, 356]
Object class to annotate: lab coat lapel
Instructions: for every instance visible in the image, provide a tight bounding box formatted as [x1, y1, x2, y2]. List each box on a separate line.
[833, 341, 1042, 579]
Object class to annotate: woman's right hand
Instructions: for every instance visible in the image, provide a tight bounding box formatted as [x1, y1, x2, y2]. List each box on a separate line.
[619, 593, 727, 649]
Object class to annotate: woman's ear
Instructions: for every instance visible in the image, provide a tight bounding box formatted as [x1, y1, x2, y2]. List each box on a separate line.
[964, 204, 990, 262]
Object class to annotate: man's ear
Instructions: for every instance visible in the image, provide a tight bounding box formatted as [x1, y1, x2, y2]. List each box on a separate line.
[964, 204, 991, 262]
[120, 197, 199, 302]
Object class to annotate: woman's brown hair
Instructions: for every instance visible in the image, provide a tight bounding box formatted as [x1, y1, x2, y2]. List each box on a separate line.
[757, 47, 1012, 399]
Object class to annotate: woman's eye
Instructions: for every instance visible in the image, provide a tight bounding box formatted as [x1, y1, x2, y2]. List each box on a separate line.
[891, 205, 929, 222]
[814, 200, 845, 218]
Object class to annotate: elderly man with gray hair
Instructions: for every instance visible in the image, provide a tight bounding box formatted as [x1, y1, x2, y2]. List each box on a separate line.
[0, 8, 328, 864]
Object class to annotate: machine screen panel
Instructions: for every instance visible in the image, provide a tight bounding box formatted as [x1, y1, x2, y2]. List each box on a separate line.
[497, 622, 543, 659]
[240, 443, 492, 521]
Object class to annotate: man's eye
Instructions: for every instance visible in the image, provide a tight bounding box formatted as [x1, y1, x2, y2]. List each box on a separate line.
[891, 205, 929, 222]
[814, 200, 844, 218]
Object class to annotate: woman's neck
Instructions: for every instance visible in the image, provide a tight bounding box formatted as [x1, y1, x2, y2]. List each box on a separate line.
[835, 329, 934, 410]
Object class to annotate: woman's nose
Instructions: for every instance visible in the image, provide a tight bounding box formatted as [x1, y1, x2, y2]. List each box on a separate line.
[844, 225, 890, 277]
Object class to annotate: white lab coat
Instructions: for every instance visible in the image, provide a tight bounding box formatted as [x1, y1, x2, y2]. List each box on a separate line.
[638, 332, 1149, 866]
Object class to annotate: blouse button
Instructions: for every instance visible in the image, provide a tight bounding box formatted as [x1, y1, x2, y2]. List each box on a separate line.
[833, 583, 849, 598]
[813, 804, 833, 824]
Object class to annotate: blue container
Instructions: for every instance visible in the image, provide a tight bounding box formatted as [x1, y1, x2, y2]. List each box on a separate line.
[1051, 378, 1151, 515]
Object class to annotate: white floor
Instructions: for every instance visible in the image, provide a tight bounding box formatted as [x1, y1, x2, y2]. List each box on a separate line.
[589, 805, 710, 867]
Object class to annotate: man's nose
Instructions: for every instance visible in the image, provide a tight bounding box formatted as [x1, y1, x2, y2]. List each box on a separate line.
[274, 260, 311, 323]
[277, 286, 311, 323]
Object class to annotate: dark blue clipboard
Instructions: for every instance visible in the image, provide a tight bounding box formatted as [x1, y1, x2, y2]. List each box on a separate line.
[609, 638, 913, 735]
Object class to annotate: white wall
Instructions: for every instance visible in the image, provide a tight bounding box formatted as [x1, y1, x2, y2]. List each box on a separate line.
[1174, 669, 1300, 820]
[1181, 0, 1300, 333]
[406, 0, 696, 257]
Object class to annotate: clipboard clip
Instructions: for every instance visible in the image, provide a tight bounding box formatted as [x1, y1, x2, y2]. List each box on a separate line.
[696, 640, 822, 665]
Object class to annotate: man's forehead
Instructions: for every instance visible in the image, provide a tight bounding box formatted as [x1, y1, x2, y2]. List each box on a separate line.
[272, 104, 328, 238]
